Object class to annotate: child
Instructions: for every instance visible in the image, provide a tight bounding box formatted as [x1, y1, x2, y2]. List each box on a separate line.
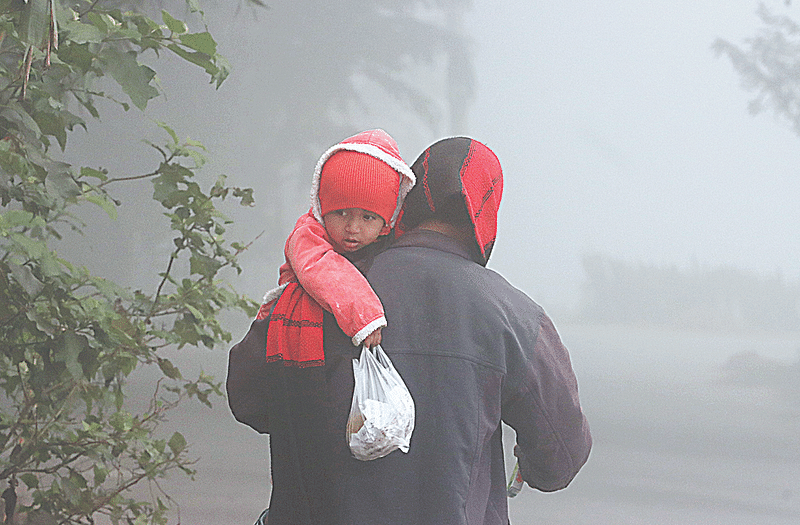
[257, 129, 416, 366]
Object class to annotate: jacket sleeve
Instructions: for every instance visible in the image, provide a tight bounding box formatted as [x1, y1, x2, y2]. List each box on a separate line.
[283, 212, 386, 346]
[501, 309, 592, 492]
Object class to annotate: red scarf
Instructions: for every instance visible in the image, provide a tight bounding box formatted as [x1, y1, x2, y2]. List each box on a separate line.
[256, 282, 325, 367]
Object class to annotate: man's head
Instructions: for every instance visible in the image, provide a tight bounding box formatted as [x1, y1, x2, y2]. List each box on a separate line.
[401, 137, 503, 265]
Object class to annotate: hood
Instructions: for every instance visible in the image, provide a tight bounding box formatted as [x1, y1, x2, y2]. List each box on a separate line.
[309, 129, 416, 228]
[403, 137, 503, 266]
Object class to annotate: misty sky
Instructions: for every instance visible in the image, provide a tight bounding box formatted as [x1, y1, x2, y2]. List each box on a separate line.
[61, 0, 800, 317]
[460, 0, 800, 311]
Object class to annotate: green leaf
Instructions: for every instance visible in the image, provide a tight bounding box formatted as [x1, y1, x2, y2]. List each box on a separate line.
[8, 262, 44, 296]
[184, 147, 207, 168]
[184, 137, 206, 150]
[157, 357, 182, 380]
[25, 307, 57, 336]
[233, 187, 256, 206]
[56, 41, 95, 73]
[189, 253, 222, 277]
[178, 31, 216, 55]
[93, 464, 108, 486]
[185, 303, 203, 320]
[89, 275, 129, 301]
[61, 473, 83, 504]
[32, 111, 67, 151]
[156, 121, 179, 145]
[84, 192, 118, 220]
[2, 101, 43, 143]
[80, 166, 108, 182]
[85, 12, 116, 34]
[19, 0, 50, 47]
[8, 232, 48, 260]
[56, 332, 90, 380]
[162, 10, 188, 35]
[166, 43, 217, 77]
[167, 432, 186, 455]
[62, 20, 105, 44]
[1, 209, 39, 228]
[98, 47, 159, 111]
[46, 166, 81, 200]
[19, 473, 39, 489]
[109, 411, 134, 433]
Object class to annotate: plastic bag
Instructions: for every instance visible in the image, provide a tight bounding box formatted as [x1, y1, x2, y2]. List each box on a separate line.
[346, 345, 415, 461]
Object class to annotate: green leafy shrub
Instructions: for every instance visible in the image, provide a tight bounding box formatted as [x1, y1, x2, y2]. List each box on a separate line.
[0, 1, 256, 523]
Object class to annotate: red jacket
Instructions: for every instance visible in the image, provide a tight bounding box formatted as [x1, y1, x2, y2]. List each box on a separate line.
[275, 210, 386, 345]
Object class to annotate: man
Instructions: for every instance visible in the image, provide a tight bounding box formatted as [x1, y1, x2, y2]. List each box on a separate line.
[228, 136, 591, 525]
[320, 137, 592, 524]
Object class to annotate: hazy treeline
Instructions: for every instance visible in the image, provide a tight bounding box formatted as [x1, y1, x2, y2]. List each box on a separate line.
[577, 254, 800, 332]
[722, 351, 800, 397]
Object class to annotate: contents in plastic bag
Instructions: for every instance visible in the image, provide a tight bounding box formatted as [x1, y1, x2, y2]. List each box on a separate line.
[346, 345, 415, 461]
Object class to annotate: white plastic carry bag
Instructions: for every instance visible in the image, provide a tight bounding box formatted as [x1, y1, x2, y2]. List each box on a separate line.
[346, 345, 415, 461]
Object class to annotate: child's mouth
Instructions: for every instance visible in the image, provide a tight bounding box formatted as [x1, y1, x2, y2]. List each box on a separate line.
[342, 239, 360, 249]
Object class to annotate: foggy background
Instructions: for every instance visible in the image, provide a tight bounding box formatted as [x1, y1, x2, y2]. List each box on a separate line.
[59, 0, 799, 523]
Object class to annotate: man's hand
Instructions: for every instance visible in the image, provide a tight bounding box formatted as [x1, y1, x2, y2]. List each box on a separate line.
[513, 445, 530, 482]
[362, 327, 382, 348]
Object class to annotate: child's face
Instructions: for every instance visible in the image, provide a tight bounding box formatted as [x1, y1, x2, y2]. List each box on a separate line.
[324, 207, 386, 253]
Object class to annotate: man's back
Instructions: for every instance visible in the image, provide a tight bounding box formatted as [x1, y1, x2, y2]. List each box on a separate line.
[322, 229, 591, 525]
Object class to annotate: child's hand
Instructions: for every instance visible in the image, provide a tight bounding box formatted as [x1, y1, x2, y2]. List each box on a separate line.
[363, 328, 382, 348]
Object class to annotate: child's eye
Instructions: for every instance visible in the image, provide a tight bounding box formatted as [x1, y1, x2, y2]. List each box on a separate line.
[363, 214, 376, 221]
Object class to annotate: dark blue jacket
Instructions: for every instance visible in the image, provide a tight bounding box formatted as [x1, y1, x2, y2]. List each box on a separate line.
[316, 229, 591, 525]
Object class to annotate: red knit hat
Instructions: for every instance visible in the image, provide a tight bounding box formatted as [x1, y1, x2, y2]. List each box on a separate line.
[318, 151, 401, 225]
[310, 129, 416, 228]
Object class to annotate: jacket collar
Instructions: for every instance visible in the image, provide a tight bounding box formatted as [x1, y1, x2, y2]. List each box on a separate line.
[389, 228, 481, 263]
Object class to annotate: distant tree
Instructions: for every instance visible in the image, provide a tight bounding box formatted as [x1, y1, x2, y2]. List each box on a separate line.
[0, 1, 255, 523]
[713, 2, 800, 135]
[579, 254, 800, 331]
[247, 0, 475, 231]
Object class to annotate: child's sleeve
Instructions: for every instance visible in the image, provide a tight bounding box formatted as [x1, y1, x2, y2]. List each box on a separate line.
[283, 212, 386, 346]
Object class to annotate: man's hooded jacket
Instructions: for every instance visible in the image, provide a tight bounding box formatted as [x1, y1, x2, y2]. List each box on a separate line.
[230, 137, 592, 525]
